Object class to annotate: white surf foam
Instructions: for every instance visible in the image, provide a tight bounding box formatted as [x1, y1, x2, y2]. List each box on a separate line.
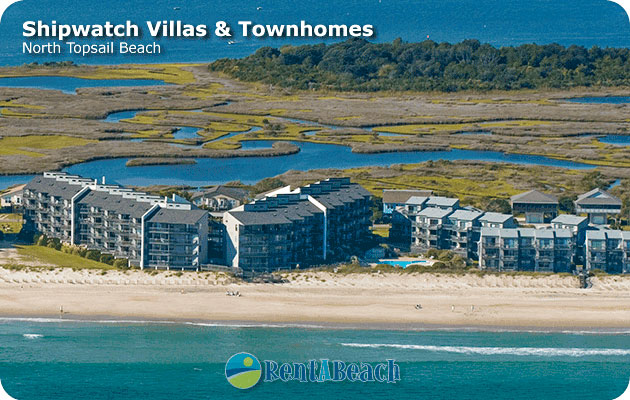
[340, 343, 630, 357]
[22, 333, 43, 339]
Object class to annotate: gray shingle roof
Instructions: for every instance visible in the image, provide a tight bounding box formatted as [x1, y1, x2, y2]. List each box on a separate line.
[418, 207, 453, 219]
[575, 188, 622, 206]
[551, 214, 588, 225]
[479, 212, 513, 223]
[25, 176, 85, 201]
[146, 208, 207, 225]
[76, 190, 154, 218]
[383, 189, 433, 204]
[511, 190, 558, 204]
[448, 209, 483, 221]
[426, 196, 459, 208]
[191, 186, 248, 201]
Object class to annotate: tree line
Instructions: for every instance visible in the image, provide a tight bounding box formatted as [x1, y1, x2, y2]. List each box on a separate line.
[209, 38, 630, 92]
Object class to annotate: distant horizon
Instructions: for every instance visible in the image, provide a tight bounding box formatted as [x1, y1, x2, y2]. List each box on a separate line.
[0, 0, 628, 65]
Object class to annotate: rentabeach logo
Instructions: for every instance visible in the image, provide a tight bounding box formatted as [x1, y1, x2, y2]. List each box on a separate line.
[225, 353, 401, 390]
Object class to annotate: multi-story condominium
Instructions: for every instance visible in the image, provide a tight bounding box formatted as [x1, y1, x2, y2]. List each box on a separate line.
[585, 230, 630, 273]
[382, 189, 432, 216]
[479, 228, 574, 272]
[23, 172, 208, 270]
[511, 190, 558, 223]
[446, 209, 483, 259]
[551, 214, 589, 265]
[575, 188, 622, 225]
[411, 207, 454, 252]
[224, 178, 372, 273]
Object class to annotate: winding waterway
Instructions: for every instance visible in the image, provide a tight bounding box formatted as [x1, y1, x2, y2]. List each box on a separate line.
[0, 81, 622, 189]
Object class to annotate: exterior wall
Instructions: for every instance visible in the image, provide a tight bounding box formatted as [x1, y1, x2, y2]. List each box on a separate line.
[585, 232, 630, 274]
[411, 214, 451, 253]
[479, 230, 574, 273]
[23, 173, 208, 271]
[144, 214, 208, 270]
[446, 220, 481, 259]
[23, 189, 73, 243]
[74, 202, 144, 265]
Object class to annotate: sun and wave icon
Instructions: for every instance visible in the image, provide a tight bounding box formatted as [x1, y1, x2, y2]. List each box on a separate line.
[224, 352, 262, 390]
[0, 380, 17, 400]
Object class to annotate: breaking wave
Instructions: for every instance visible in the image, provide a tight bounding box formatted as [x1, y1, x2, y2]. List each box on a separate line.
[340, 343, 630, 357]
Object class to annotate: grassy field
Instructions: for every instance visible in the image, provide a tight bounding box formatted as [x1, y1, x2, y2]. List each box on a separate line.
[15, 245, 114, 270]
[0, 135, 97, 157]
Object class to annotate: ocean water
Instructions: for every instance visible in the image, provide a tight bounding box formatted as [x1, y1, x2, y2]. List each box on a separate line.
[0, 319, 629, 400]
[0, 0, 629, 66]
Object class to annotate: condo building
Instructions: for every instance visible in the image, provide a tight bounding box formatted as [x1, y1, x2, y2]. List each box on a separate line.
[585, 230, 630, 273]
[479, 228, 574, 272]
[224, 178, 372, 273]
[23, 172, 208, 270]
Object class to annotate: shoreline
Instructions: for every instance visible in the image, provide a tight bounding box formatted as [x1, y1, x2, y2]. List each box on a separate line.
[1, 313, 630, 334]
[1, 268, 629, 331]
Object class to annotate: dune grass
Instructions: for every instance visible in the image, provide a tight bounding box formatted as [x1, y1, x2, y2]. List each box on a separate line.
[15, 245, 114, 270]
[0, 135, 97, 157]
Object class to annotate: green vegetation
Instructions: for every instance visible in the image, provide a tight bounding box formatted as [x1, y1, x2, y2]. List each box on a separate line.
[0, 214, 23, 233]
[211, 38, 630, 91]
[16, 245, 114, 270]
[0, 135, 96, 157]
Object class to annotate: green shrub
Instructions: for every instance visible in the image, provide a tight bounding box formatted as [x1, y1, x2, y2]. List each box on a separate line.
[113, 259, 129, 269]
[99, 254, 114, 265]
[85, 250, 101, 261]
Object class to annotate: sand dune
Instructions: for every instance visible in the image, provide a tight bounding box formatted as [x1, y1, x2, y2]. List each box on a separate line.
[0, 267, 629, 329]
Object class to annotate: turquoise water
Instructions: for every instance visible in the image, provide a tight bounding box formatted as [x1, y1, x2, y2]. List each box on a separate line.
[379, 260, 430, 268]
[0, 319, 629, 399]
[0, 77, 167, 94]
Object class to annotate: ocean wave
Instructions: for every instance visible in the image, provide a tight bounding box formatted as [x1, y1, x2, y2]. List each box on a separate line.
[0, 317, 326, 330]
[340, 343, 630, 357]
[22, 333, 43, 339]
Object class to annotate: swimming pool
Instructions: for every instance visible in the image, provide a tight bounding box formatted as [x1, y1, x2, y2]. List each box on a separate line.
[378, 259, 431, 268]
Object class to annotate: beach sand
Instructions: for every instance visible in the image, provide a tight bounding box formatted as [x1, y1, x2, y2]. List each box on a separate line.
[1, 267, 630, 330]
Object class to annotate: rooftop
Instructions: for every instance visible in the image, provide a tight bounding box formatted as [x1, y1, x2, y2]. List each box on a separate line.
[575, 188, 622, 206]
[418, 207, 453, 219]
[383, 189, 433, 204]
[511, 190, 558, 205]
[448, 209, 483, 221]
[551, 214, 588, 225]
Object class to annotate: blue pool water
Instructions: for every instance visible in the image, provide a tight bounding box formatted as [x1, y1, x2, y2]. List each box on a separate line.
[0, 319, 628, 400]
[379, 260, 430, 268]
[0, 76, 167, 94]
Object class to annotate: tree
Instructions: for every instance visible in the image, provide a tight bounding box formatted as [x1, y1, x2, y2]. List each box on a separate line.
[483, 198, 512, 214]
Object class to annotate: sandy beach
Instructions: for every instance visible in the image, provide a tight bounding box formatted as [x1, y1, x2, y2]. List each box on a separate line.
[1, 266, 630, 330]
